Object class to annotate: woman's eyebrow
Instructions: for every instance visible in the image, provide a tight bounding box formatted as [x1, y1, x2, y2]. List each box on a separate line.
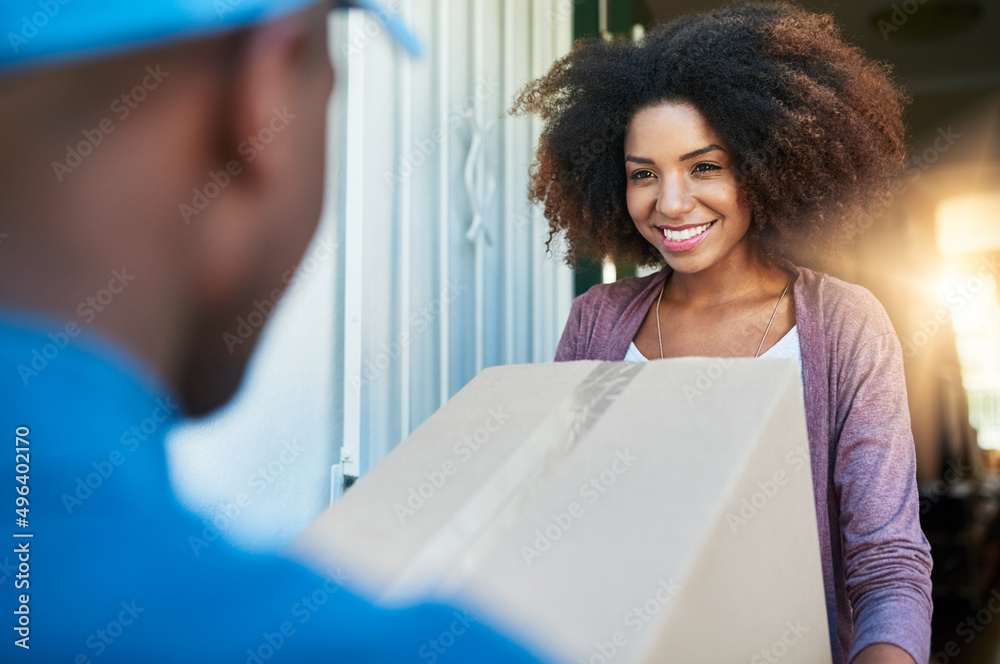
[625, 144, 727, 165]
[680, 144, 726, 161]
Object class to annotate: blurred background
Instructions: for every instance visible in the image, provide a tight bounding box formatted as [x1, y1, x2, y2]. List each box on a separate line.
[166, 1, 1000, 660]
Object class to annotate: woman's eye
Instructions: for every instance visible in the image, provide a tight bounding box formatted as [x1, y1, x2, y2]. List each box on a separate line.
[693, 162, 721, 174]
[629, 169, 654, 181]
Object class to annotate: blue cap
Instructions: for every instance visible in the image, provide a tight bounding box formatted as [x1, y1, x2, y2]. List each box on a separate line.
[1, 0, 420, 75]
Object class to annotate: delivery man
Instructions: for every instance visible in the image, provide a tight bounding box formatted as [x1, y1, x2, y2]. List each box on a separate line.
[0, 1, 550, 661]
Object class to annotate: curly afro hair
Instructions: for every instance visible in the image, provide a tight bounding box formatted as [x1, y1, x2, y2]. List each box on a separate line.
[511, 2, 909, 268]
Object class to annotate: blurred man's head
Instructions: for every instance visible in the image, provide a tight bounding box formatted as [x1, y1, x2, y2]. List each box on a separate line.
[0, 1, 346, 415]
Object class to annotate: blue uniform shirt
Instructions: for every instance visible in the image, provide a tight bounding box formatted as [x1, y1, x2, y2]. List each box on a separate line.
[1, 316, 547, 663]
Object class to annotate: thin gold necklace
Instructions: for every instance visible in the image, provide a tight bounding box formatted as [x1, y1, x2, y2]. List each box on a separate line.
[655, 277, 793, 360]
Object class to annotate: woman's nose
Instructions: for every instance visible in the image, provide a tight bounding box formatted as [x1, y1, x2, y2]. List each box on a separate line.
[655, 174, 696, 219]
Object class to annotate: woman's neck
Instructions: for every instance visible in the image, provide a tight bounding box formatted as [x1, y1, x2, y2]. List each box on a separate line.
[664, 241, 786, 309]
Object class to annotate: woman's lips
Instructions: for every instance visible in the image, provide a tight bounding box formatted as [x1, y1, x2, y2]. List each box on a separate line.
[660, 220, 716, 252]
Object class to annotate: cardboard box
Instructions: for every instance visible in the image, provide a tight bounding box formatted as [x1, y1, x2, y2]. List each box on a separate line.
[292, 360, 832, 663]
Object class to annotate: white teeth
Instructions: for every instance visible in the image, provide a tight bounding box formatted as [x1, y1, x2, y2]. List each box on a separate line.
[662, 222, 712, 242]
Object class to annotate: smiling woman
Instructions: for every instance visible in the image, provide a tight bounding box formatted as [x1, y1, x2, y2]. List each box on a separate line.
[513, 3, 932, 664]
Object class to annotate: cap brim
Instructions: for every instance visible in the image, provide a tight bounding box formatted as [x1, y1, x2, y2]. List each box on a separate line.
[336, 0, 422, 56]
[0, 0, 421, 76]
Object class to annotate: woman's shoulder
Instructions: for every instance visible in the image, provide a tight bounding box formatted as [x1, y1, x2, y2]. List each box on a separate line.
[558, 269, 665, 361]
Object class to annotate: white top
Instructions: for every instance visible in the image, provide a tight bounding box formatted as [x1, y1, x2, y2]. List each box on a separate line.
[624, 325, 802, 375]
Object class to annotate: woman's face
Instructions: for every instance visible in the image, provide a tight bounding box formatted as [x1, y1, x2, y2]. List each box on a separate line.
[624, 101, 752, 275]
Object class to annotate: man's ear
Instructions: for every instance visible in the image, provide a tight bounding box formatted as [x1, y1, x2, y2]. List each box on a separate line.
[194, 10, 329, 306]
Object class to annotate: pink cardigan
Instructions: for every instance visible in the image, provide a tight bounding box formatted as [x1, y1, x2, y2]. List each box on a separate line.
[555, 262, 933, 664]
